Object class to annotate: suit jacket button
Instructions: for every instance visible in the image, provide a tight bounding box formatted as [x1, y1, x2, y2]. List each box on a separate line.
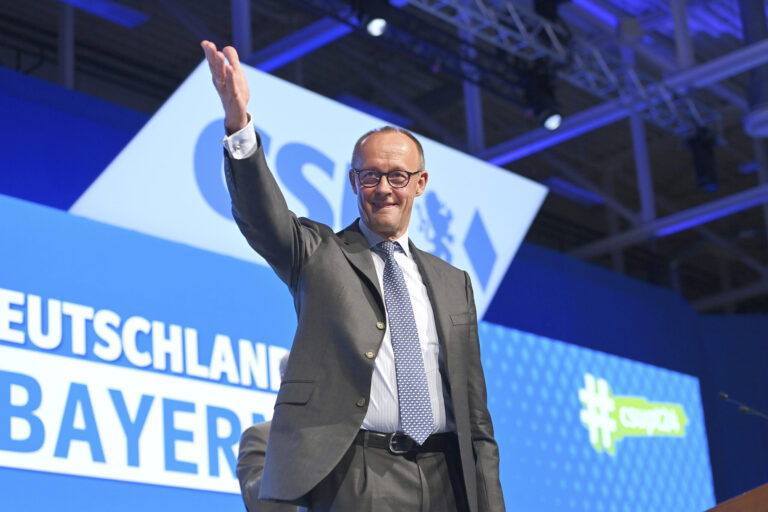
[356, 397, 366, 407]
[376, 321, 385, 330]
[365, 351, 375, 359]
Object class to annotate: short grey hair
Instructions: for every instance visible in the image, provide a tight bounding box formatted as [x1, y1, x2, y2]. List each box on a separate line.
[351, 126, 425, 172]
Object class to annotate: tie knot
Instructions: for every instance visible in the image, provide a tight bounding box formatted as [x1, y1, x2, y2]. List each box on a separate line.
[377, 240, 398, 259]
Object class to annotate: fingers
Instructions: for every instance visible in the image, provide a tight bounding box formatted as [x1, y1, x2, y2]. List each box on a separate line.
[202, 43, 222, 86]
[200, 41, 242, 91]
[222, 46, 241, 70]
[221, 47, 240, 87]
[220, 47, 240, 90]
[215, 52, 227, 79]
[201, 40, 249, 130]
[201, 40, 218, 74]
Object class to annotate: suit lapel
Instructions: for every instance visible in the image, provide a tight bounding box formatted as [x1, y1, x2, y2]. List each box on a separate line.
[338, 220, 383, 308]
[409, 243, 452, 355]
[338, 223, 452, 351]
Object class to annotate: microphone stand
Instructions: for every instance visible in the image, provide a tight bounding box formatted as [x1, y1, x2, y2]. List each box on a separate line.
[719, 392, 768, 421]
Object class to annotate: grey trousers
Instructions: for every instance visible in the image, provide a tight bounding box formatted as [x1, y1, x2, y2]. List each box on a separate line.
[307, 434, 469, 512]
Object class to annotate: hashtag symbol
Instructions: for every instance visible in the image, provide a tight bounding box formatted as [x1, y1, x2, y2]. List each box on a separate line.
[579, 373, 618, 453]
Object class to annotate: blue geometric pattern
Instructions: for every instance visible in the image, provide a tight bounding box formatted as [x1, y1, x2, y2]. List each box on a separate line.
[478, 322, 716, 511]
[377, 241, 434, 444]
[463, 210, 496, 290]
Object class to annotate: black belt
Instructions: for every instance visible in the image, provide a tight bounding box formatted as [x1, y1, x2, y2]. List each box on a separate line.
[355, 430, 455, 455]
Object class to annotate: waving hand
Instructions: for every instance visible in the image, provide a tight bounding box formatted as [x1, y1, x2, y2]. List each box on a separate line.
[201, 40, 250, 134]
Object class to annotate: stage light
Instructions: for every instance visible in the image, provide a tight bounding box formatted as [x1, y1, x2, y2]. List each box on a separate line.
[354, 0, 391, 37]
[544, 113, 562, 131]
[522, 62, 563, 131]
[366, 17, 387, 37]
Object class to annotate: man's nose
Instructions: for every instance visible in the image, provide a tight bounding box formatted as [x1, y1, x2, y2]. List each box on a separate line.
[375, 174, 393, 194]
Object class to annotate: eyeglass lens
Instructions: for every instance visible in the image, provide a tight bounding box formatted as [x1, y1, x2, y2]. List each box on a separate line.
[358, 169, 411, 188]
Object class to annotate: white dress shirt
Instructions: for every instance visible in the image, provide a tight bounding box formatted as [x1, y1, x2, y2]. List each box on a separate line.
[223, 120, 453, 435]
[357, 220, 451, 434]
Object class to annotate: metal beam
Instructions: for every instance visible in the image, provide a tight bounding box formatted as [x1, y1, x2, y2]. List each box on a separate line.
[479, 99, 630, 164]
[463, 82, 484, 152]
[58, 3, 74, 90]
[563, 1, 747, 110]
[357, 70, 465, 149]
[538, 152, 638, 224]
[245, 17, 352, 72]
[629, 110, 655, 222]
[565, 147, 768, 277]
[693, 279, 768, 311]
[56, 0, 147, 28]
[543, 145, 768, 277]
[480, 39, 768, 165]
[334, 93, 413, 127]
[631, 168, 768, 278]
[407, 0, 718, 135]
[690, 225, 768, 278]
[570, 183, 768, 259]
[158, 0, 220, 43]
[664, 38, 768, 89]
[460, 31, 484, 152]
[602, 168, 625, 273]
[231, 0, 251, 56]
[669, 0, 694, 71]
[632, 38, 747, 110]
[739, 0, 768, 136]
[622, 46, 656, 223]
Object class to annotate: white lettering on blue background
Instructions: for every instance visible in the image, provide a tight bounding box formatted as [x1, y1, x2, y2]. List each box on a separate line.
[0, 345, 275, 494]
[0, 285, 285, 391]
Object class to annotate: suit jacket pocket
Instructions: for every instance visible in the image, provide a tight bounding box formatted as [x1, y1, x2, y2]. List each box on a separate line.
[450, 312, 472, 325]
[275, 381, 315, 406]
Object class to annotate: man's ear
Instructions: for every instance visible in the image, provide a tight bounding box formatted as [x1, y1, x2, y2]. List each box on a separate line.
[415, 170, 429, 197]
[349, 170, 359, 194]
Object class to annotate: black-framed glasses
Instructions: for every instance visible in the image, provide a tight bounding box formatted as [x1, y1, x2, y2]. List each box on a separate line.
[352, 168, 421, 189]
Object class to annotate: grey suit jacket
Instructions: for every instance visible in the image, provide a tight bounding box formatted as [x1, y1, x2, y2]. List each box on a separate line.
[237, 422, 299, 512]
[224, 139, 505, 512]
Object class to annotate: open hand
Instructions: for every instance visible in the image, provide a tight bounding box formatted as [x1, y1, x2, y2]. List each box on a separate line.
[201, 40, 250, 134]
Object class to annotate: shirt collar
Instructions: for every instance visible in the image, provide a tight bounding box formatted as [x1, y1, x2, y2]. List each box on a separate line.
[357, 219, 411, 258]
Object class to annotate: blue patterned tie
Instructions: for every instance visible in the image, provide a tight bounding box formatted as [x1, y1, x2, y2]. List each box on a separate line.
[377, 241, 434, 444]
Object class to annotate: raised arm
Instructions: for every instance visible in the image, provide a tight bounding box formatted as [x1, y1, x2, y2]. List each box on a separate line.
[199, 41, 323, 289]
[201, 40, 249, 134]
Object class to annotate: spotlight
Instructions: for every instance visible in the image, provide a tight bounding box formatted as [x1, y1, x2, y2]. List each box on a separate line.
[686, 127, 718, 191]
[543, 113, 562, 131]
[366, 17, 387, 37]
[522, 61, 562, 131]
[354, 0, 391, 38]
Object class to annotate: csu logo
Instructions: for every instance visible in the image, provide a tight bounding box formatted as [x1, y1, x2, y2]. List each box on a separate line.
[69, 63, 546, 318]
[194, 119, 355, 228]
[194, 120, 498, 290]
[578, 373, 689, 456]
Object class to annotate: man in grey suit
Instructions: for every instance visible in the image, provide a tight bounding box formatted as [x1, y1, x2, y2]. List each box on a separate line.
[202, 40, 505, 512]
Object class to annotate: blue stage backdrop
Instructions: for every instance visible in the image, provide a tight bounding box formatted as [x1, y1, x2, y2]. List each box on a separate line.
[1, 194, 715, 511]
[6, 63, 760, 507]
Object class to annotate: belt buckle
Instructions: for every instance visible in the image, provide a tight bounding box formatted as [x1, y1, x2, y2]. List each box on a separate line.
[388, 433, 412, 455]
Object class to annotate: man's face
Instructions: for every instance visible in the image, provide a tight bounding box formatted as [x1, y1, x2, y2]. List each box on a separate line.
[349, 131, 428, 241]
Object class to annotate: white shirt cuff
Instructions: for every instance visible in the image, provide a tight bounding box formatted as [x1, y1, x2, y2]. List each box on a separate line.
[221, 117, 258, 159]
